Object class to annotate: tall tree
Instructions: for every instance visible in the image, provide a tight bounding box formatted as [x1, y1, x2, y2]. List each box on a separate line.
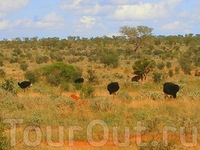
[119, 26, 153, 52]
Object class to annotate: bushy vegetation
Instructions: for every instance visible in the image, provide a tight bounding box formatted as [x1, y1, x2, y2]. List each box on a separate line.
[0, 123, 10, 150]
[1, 78, 17, 94]
[41, 62, 82, 86]
[0, 69, 5, 78]
[100, 54, 119, 68]
[1, 26, 200, 149]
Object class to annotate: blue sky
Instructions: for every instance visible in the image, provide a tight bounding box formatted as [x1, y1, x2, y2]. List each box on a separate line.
[0, 0, 199, 40]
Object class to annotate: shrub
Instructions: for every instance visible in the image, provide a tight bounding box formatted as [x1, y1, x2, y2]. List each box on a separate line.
[80, 84, 95, 99]
[132, 58, 156, 78]
[178, 56, 192, 74]
[90, 97, 115, 111]
[100, 54, 119, 68]
[9, 57, 18, 63]
[74, 83, 82, 90]
[153, 49, 163, 55]
[1, 78, 17, 94]
[153, 72, 162, 83]
[0, 123, 10, 150]
[166, 61, 171, 69]
[87, 68, 98, 83]
[117, 91, 133, 103]
[0, 69, 5, 78]
[24, 70, 40, 83]
[60, 82, 70, 91]
[25, 112, 43, 126]
[157, 62, 165, 70]
[13, 48, 22, 55]
[26, 53, 32, 59]
[20, 62, 28, 71]
[0, 61, 4, 66]
[168, 69, 173, 77]
[175, 66, 180, 74]
[36, 55, 49, 64]
[42, 62, 82, 86]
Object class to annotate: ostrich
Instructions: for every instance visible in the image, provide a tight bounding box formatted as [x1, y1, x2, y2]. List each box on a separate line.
[18, 81, 32, 92]
[74, 78, 84, 83]
[107, 82, 120, 95]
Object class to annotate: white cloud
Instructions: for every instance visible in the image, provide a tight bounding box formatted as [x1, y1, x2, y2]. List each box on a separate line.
[109, 0, 137, 5]
[0, 20, 9, 30]
[160, 20, 191, 33]
[161, 21, 181, 30]
[60, 0, 82, 10]
[80, 16, 95, 28]
[0, 0, 29, 17]
[43, 12, 65, 23]
[111, 2, 168, 20]
[22, 12, 65, 29]
[165, 0, 182, 8]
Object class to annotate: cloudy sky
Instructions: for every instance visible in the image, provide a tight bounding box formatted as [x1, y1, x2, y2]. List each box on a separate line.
[0, 0, 199, 40]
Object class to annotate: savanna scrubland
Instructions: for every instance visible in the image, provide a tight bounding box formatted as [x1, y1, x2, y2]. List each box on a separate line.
[1, 26, 200, 150]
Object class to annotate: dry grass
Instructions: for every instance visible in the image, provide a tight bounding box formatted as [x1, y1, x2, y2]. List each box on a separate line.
[2, 86, 200, 150]
[1, 50, 200, 149]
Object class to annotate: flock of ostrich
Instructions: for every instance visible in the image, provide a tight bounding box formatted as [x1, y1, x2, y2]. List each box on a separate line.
[17, 76, 179, 100]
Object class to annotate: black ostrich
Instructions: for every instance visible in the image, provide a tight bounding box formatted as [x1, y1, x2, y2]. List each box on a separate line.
[74, 78, 84, 83]
[107, 82, 120, 95]
[163, 82, 179, 99]
[18, 81, 32, 92]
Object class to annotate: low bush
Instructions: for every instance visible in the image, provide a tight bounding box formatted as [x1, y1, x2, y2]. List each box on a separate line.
[1, 78, 17, 95]
[42, 62, 82, 86]
[24, 70, 40, 83]
[80, 84, 95, 99]
[89, 97, 115, 111]
[0, 123, 10, 150]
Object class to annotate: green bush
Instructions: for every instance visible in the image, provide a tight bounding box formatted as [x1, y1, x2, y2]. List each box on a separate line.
[36, 55, 49, 64]
[80, 84, 95, 99]
[87, 68, 98, 83]
[1, 78, 17, 94]
[42, 62, 82, 86]
[20, 62, 28, 71]
[24, 70, 40, 83]
[132, 58, 156, 77]
[13, 48, 22, 55]
[166, 61, 171, 68]
[9, 57, 18, 63]
[178, 56, 192, 74]
[100, 54, 119, 68]
[153, 72, 162, 83]
[74, 83, 82, 90]
[157, 62, 165, 70]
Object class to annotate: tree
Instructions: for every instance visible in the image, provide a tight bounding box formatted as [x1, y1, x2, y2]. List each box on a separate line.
[132, 59, 156, 80]
[119, 25, 153, 52]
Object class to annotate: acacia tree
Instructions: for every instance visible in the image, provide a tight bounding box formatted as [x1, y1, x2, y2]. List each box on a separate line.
[119, 26, 153, 52]
[132, 59, 156, 80]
